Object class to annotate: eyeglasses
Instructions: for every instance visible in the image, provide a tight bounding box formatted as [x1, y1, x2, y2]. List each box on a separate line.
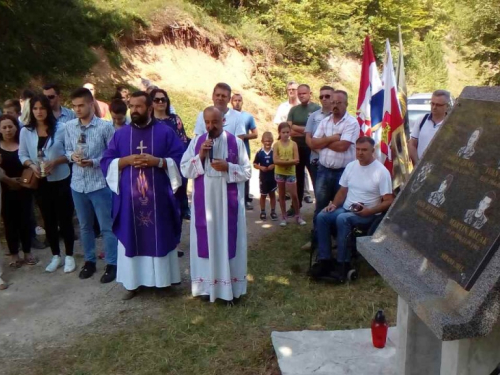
[45, 95, 56, 100]
[332, 101, 345, 105]
[287, 89, 297, 92]
[153, 97, 167, 103]
[319, 95, 331, 100]
[430, 102, 446, 107]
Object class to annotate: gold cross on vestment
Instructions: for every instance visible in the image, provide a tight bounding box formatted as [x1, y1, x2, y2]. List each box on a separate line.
[137, 140, 147, 154]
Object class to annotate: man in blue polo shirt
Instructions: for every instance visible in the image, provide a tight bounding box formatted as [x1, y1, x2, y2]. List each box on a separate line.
[231, 93, 258, 210]
[42, 83, 76, 125]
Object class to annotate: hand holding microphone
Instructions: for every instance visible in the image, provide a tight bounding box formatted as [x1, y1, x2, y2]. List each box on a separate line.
[199, 137, 214, 162]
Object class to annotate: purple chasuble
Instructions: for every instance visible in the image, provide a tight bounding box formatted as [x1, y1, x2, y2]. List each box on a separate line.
[101, 121, 185, 257]
[194, 131, 239, 259]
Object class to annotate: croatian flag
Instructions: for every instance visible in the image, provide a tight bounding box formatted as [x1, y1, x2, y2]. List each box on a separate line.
[380, 39, 404, 173]
[356, 36, 384, 155]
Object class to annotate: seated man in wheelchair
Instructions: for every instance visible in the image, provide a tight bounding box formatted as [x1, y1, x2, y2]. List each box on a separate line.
[309, 136, 394, 281]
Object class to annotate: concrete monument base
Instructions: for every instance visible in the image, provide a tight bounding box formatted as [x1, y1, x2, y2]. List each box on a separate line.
[271, 328, 398, 375]
[397, 296, 500, 375]
[272, 297, 500, 375]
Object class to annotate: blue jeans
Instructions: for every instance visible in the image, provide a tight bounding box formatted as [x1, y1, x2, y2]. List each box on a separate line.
[313, 165, 344, 225]
[309, 160, 319, 193]
[316, 207, 376, 263]
[72, 187, 117, 265]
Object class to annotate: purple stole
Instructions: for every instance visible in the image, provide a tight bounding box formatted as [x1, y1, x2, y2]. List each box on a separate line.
[194, 131, 239, 259]
[129, 126, 160, 255]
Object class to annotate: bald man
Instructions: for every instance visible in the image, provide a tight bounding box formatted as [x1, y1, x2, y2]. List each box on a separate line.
[181, 106, 251, 305]
[83, 83, 111, 120]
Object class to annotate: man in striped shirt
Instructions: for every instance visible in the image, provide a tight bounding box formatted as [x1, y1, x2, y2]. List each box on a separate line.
[65, 87, 118, 283]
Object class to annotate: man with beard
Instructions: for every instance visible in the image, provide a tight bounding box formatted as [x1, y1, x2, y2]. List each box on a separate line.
[101, 91, 185, 300]
[181, 107, 251, 304]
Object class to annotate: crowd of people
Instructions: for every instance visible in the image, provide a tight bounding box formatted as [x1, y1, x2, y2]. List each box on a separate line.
[0, 79, 452, 302]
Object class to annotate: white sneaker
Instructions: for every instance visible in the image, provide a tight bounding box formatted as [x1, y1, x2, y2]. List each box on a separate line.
[280, 219, 287, 227]
[296, 217, 307, 226]
[45, 255, 62, 273]
[64, 256, 76, 273]
[35, 226, 46, 235]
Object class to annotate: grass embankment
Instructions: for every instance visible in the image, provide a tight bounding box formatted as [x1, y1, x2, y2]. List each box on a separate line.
[10, 221, 397, 375]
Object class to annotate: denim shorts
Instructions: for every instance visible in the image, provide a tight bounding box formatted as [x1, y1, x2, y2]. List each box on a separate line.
[275, 174, 296, 183]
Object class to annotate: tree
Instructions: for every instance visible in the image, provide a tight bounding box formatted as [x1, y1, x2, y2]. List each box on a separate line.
[454, 0, 500, 84]
[409, 32, 448, 92]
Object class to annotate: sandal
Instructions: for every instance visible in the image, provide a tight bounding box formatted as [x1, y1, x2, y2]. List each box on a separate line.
[260, 212, 267, 220]
[0, 281, 8, 290]
[9, 260, 23, 268]
[24, 255, 39, 265]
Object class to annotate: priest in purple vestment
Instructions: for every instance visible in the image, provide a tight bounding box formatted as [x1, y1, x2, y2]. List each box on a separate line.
[181, 107, 251, 304]
[101, 91, 185, 300]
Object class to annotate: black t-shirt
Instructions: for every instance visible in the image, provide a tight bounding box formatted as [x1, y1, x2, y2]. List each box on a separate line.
[38, 136, 48, 151]
[0, 147, 23, 178]
[253, 148, 275, 183]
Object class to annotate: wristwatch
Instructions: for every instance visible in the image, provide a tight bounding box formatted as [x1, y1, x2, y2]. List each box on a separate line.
[157, 158, 164, 168]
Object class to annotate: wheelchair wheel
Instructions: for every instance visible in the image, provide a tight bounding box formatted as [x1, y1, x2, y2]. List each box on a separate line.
[347, 269, 358, 281]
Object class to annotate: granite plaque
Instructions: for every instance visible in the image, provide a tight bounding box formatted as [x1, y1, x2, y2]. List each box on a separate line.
[384, 98, 500, 290]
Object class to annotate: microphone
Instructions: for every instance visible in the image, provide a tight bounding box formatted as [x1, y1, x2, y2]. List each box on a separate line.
[208, 136, 214, 162]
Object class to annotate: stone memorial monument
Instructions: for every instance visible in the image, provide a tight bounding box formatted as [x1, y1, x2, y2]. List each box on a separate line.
[357, 86, 500, 375]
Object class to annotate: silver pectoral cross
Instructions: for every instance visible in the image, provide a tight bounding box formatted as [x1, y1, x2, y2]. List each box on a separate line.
[137, 140, 147, 154]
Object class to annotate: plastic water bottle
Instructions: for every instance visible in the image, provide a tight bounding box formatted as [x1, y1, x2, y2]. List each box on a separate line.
[371, 310, 388, 349]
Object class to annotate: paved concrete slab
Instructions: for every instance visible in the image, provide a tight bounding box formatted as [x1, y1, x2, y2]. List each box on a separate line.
[272, 328, 397, 375]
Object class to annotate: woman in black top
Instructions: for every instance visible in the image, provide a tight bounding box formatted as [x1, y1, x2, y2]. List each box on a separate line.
[150, 88, 191, 220]
[0, 115, 38, 267]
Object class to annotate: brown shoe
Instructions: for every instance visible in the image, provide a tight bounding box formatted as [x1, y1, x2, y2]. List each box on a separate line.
[122, 289, 137, 300]
[301, 242, 312, 252]
[0, 278, 8, 290]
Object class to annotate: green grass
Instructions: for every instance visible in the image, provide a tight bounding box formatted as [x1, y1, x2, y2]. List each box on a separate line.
[169, 89, 209, 138]
[8, 221, 397, 375]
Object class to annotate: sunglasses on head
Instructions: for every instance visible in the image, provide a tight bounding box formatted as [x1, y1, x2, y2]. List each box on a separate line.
[45, 95, 56, 100]
[153, 97, 167, 103]
[319, 94, 331, 100]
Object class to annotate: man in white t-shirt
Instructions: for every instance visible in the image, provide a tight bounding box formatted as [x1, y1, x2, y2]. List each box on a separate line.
[408, 90, 451, 164]
[273, 81, 299, 125]
[194, 83, 246, 138]
[310, 136, 394, 281]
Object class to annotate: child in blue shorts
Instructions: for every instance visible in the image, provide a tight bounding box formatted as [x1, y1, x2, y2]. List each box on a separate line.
[253, 131, 278, 221]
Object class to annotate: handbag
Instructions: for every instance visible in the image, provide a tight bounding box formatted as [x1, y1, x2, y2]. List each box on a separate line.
[19, 167, 39, 189]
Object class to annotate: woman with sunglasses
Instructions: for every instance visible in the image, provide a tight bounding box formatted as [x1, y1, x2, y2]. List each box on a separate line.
[0, 114, 38, 268]
[150, 88, 190, 220]
[19, 95, 75, 273]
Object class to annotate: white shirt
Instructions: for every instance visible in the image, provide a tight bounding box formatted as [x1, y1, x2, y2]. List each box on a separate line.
[313, 112, 359, 169]
[194, 108, 246, 137]
[273, 101, 295, 125]
[340, 159, 393, 210]
[410, 113, 443, 159]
